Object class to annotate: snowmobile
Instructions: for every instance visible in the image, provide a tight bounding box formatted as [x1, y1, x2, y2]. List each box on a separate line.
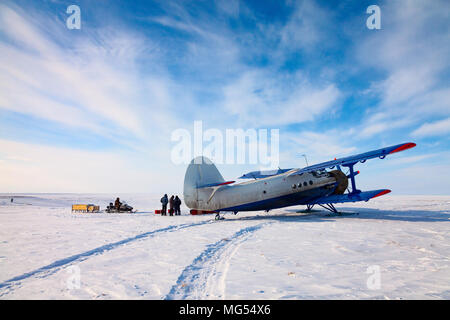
[105, 202, 135, 213]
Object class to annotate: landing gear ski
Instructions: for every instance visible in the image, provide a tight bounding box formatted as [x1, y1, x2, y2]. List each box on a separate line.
[215, 213, 225, 220]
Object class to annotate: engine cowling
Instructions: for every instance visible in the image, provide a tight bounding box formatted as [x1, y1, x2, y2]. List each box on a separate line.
[328, 170, 348, 195]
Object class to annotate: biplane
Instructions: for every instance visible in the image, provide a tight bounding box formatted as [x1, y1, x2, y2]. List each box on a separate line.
[183, 142, 416, 219]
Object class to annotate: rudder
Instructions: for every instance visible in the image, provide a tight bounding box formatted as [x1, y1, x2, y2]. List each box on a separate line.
[183, 156, 224, 209]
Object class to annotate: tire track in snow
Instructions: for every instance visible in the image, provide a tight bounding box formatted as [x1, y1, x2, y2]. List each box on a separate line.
[165, 222, 270, 300]
[0, 220, 213, 295]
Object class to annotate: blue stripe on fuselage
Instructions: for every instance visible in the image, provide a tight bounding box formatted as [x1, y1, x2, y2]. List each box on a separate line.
[218, 185, 334, 212]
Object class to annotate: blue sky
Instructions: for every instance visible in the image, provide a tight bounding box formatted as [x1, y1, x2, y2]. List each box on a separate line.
[0, 0, 449, 194]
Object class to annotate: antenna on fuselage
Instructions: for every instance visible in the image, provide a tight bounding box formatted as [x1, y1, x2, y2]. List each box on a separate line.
[301, 154, 309, 167]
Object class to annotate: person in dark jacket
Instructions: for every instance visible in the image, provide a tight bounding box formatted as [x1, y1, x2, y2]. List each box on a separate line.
[114, 197, 121, 210]
[169, 195, 175, 216]
[160, 194, 168, 216]
[174, 196, 182, 215]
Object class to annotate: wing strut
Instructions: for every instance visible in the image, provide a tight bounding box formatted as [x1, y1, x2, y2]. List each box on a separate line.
[318, 203, 338, 213]
[344, 162, 361, 195]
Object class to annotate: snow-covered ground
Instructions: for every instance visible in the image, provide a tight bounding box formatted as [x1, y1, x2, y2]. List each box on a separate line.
[0, 193, 449, 299]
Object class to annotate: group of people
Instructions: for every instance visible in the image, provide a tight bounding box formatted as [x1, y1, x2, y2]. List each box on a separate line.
[160, 194, 182, 216]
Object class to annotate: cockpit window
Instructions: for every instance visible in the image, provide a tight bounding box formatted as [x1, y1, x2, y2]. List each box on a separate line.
[312, 170, 328, 177]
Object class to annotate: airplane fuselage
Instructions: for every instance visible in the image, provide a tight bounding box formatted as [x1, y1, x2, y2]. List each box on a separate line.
[186, 170, 338, 212]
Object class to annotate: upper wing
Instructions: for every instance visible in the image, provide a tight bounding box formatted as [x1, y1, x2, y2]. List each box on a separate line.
[288, 142, 416, 176]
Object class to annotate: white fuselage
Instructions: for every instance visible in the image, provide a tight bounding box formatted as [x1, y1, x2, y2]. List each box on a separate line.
[187, 170, 337, 212]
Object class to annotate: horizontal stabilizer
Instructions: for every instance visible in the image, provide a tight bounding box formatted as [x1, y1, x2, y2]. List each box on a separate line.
[197, 180, 235, 189]
[196, 181, 235, 204]
[310, 189, 391, 205]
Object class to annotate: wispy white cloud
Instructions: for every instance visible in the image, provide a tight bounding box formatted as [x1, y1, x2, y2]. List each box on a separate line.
[281, 130, 357, 168]
[0, 138, 175, 193]
[221, 70, 341, 127]
[215, 0, 240, 18]
[355, 0, 450, 138]
[0, 3, 178, 146]
[412, 118, 450, 138]
[279, 0, 335, 54]
[150, 0, 343, 129]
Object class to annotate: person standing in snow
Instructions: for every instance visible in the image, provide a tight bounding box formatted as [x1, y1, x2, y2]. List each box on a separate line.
[169, 195, 175, 216]
[174, 196, 181, 215]
[160, 194, 168, 216]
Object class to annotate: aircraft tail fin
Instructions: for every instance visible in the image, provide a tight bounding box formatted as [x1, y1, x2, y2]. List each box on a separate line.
[183, 156, 224, 208]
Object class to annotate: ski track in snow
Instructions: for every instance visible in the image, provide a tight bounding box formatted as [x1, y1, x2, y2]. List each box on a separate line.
[0, 220, 213, 296]
[165, 222, 271, 300]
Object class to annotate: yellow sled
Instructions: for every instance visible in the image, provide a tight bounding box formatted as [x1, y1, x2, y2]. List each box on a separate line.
[72, 204, 100, 213]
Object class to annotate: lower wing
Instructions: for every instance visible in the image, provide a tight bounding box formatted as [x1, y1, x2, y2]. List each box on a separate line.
[309, 189, 391, 205]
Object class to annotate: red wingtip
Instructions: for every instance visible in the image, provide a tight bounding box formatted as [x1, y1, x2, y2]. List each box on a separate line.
[389, 142, 416, 154]
[372, 189, 391, 199]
